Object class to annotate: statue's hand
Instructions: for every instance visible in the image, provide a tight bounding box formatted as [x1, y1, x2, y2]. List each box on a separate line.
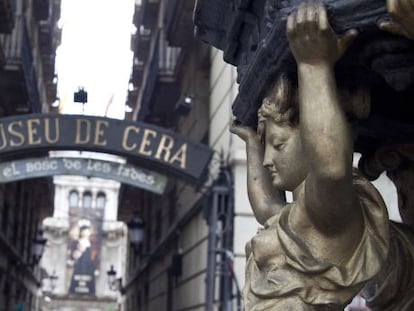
[230, 121, 258, 144]
[380, 0, 414, 40]
[286, 1, 358, 66]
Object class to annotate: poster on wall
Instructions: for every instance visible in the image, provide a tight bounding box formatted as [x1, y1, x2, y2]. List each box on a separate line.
[66, 199, 103, 296]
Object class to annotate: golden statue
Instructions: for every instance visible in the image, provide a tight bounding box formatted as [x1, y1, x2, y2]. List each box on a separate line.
[231, 0, 414, 309]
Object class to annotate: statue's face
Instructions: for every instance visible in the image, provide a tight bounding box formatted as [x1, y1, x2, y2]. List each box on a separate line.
[263, 119, 307, 191]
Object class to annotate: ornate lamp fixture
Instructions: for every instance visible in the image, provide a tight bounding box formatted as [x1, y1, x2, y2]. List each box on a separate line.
[127, 213, 145, 253]
[49, 270, 58, 292]
[106, 265, 124, 294]
[32, 230, 47, 264]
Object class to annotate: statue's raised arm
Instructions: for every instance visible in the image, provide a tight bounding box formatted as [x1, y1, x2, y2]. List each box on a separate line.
[230, 122, 285, 225]
[287, 2, 361, 239]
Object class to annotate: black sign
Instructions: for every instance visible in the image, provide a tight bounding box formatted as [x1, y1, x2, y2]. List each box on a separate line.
[0, 114, 213, 183]
[0, 157, 168, 194]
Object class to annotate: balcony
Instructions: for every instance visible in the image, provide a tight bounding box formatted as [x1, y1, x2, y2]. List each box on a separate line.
[0, 44, 4, 67]
[38, 0, 61, 56]
[158, 40, 182, 82]
[165, 0, 194, 47]
[138, 32, 183, 123]
[33, 0, 50, 21]
[135, 26, 151, 61]
[37, 8, 60, 98]
[39, 22, 53, 55]
[132, 4, 142, 29]
[46, 80, 57, 104]
[126, 86, 139, 115]
[0, 0, 14, 33]
[0, 15, 41, 113]
[141, 0, 159, 29]
[42, 54, 55, 83]
[55, 26, 62, 46]
[131, 56, 144, 86]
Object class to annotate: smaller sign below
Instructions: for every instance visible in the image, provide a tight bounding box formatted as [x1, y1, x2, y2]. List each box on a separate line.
[0, 157, 167, 194]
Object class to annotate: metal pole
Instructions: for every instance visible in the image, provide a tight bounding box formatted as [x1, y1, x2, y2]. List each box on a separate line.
[230, 263, 242, 311]
[206, 191, 219, 311]
[222, 189, 234, 311]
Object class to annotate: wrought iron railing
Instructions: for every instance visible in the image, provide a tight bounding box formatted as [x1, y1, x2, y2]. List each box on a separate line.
[33, 0, 50, 21]
[158, 30, 181, 78]
[0, 15, 41, 112]
[158, 41, 181, 77]
[138, 30, 182, 119]
[0, 14, 23, 65]
[0, 0, 15, 33]
[21, 17, 41, 112]
[139, 33, 159, 119]
[164, 0, 177, 34]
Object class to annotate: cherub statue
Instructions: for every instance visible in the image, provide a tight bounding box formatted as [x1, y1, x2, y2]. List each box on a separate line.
[231, 0, 414, 310]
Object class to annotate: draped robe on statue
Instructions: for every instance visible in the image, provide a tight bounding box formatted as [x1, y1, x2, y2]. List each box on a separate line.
[243, 173, 390, 310]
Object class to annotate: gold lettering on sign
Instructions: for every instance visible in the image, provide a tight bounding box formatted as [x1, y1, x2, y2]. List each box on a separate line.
[75, 119, 91, 144]
[27, 119, 42, 145]
[94, 120, 109, 146]
[45, 118, 60, 144]
[155, 134, 174, 161]
[8, 121, 25, 147]
[139, 129, 157, 156]
[122, 126, 140, 151]
[0, 124, 7, 150]
[169, 143, 188, 169]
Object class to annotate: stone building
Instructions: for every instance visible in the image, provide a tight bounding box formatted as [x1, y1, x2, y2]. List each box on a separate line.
[0, 0, 61, 309]
[39, 152, 126, 311]
[120, 1, 255, 310]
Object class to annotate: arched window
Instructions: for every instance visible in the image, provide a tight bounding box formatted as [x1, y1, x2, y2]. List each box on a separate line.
[82, 191, 92, 209]
[96, 192, 106, 209]
[69, 190, 79, 208]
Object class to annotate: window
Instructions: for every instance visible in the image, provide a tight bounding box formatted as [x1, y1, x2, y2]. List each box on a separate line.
[82, 192, 92, 209]
[168, 187, 177, 225]
[155, 209, 162, 241]
[2, 201, 9, 235]
[96, 193, 106, 209]
[69, 190, 79, 208]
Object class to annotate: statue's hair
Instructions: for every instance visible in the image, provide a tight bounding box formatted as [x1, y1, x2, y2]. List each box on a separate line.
[257, 75, 371, 141]
[257, 75, 299, 140]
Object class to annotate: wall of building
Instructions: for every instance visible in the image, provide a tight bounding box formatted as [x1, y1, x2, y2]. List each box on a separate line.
[40, 153, 126, 311]
[122, 0, 216, 309]
[0, 0, 61, 309]
[208, 47, 258, 304]
[0, 180, 52, 311]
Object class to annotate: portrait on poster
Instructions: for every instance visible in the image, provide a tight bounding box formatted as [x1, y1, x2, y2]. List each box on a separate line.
[66, 192, 103, 296]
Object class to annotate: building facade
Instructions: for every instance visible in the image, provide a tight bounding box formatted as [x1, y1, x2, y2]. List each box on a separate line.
[39, 152, 127, 311]
[0, 0, 61, 310]
[121, 1, 255, 310]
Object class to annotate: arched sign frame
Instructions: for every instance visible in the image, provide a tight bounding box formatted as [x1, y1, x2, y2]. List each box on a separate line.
[0, 114, 213, 185]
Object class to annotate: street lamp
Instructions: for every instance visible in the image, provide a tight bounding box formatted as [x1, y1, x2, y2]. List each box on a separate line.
[127, 213, 145, 252]
[74, 87, 88, 113]
[174, 95, 193, 116]
[73, 87, 88, 104]
[49, 270, 58, 292]
[107, 265, 117, 290]
[106, 265, 124, 294]
[32, 230, 47, 264]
